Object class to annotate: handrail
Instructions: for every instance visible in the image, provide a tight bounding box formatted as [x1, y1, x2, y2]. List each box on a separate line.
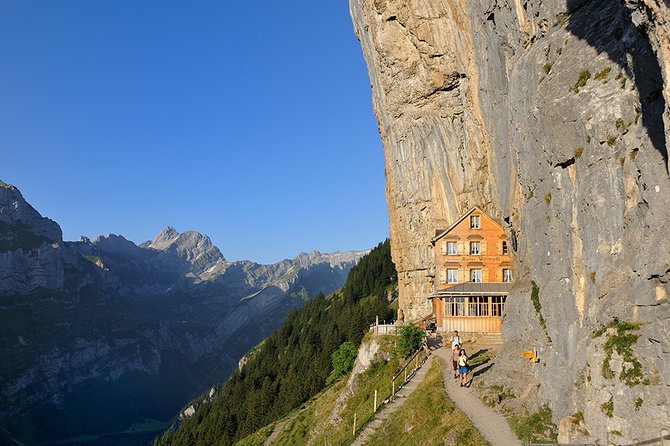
[393, 346, 423, 382]
[391, 341, 429, 401]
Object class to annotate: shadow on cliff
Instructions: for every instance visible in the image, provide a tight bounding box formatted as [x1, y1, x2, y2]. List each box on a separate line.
[565, 0, 667, 163]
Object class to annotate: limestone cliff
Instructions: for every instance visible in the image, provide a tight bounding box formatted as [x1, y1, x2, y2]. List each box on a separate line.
[351, 0, 669, 441]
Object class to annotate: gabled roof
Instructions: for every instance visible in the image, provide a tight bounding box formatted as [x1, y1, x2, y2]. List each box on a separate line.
[431, 206, 504, 244]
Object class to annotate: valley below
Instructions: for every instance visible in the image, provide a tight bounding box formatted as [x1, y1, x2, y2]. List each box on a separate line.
[0, 180, 365, 445]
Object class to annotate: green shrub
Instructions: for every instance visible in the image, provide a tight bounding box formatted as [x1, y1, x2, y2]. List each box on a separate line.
[600, 318, 647, 386]
[397, 325, 424, 358]
[331, 341, 358, 377]
[615, 118, 625, 131]
[542, 61, 554, 75]
[530, 281, 549, 341]
[509, 406, 558, 443]
[594, 67, 611, 81]
[570, 70, 591, 93]
[601, 397, 613, 418]
[574, 146, 584, 158]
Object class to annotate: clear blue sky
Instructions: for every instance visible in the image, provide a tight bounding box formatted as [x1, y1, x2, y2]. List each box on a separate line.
[0, 1, 388, 264]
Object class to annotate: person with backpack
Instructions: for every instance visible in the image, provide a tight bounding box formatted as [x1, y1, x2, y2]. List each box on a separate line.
[450, 330, 462, 349]
[458, 348, 469, 387]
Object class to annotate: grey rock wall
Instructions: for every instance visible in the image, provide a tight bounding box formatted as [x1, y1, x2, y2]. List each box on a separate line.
[0, 181, 65, 293]
[351, 0, 670, 441]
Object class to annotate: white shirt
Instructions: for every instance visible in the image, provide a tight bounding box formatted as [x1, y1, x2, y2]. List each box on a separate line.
[450, 335, 462, 349]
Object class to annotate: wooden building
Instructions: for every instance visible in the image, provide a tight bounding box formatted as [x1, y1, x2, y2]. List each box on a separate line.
[429, 207, 513, 333]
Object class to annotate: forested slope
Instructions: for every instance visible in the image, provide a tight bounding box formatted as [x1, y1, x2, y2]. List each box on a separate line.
[156, 239, 397, 445]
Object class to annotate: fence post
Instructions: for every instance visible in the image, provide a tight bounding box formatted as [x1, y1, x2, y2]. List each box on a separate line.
[374, 389, 378, 413]
[353, 412, 357, 437]
[392, 378, 395, 401]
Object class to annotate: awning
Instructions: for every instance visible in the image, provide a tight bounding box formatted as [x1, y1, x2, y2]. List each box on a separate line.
[429, 282, 513, 298]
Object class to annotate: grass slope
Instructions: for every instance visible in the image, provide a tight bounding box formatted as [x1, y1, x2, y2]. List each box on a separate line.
[367, 358, 488, 446]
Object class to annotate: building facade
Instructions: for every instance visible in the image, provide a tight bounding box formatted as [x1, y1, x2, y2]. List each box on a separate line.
[429, 207, 513, 333]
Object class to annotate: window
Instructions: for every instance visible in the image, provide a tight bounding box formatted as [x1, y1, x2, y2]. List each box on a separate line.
[468, 296, 489, 317]
[470, 215, 480, 229]
[439, 269, 447, 284]
[447, 269, 458, 284]
[447, 241, 457, 255]
[491, 296, 506, 317]
[503, 268, 513, 282]
[502, 241, 508, 255]
[470, 269, 482, 283]
[445, 297, 465, 316]
[470, 241, 481, 255]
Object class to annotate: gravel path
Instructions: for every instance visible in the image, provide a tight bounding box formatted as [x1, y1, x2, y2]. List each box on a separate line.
[434, 341, 522, 446]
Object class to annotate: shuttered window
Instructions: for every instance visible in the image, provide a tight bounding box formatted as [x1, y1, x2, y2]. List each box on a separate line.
[447, 241, 457, 255]
[447, 269, 458, 284]
[470, 269, 482, 283]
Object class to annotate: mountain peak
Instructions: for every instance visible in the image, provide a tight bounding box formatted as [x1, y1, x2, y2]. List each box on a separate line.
[150, 226, 181, 250]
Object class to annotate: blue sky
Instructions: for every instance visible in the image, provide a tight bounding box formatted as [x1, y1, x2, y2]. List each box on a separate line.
[0, 1, 388, 264]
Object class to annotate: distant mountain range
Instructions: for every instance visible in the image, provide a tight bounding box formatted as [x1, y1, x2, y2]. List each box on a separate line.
[0, 180, 367, 445]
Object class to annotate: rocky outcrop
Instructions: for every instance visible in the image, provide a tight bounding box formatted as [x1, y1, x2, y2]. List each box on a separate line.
[0, 181, 65, 293]
[351, 0, 669, 441]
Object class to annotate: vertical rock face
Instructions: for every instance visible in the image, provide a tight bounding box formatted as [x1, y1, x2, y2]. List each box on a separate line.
[0, 181, 65, 292]
[351, 0, 669, 441]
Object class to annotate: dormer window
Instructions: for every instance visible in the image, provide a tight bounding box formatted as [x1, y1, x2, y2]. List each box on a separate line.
[470, 215, 480, 229]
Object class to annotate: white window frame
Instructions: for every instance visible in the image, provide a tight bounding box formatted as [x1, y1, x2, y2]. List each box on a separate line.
[447, 269, 458, 284]
[470, 215, 480, 229]
[470, 269, 482, 283]
[503, 268, 513, 282]
[502, 241, 508, 255]
[470, 241, 481, 255]
[447, 241, 457, 255]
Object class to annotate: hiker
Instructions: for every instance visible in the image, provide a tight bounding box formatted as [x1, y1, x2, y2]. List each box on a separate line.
[451, 343, 461, 379]
[450, 330, 462, 349]
[458, 348, 469, 387]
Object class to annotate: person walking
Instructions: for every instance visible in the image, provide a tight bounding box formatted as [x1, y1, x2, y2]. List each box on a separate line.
[458, 348, 469, 387]
[451, 343, 461, 379]
[450, 330, 462, 349]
